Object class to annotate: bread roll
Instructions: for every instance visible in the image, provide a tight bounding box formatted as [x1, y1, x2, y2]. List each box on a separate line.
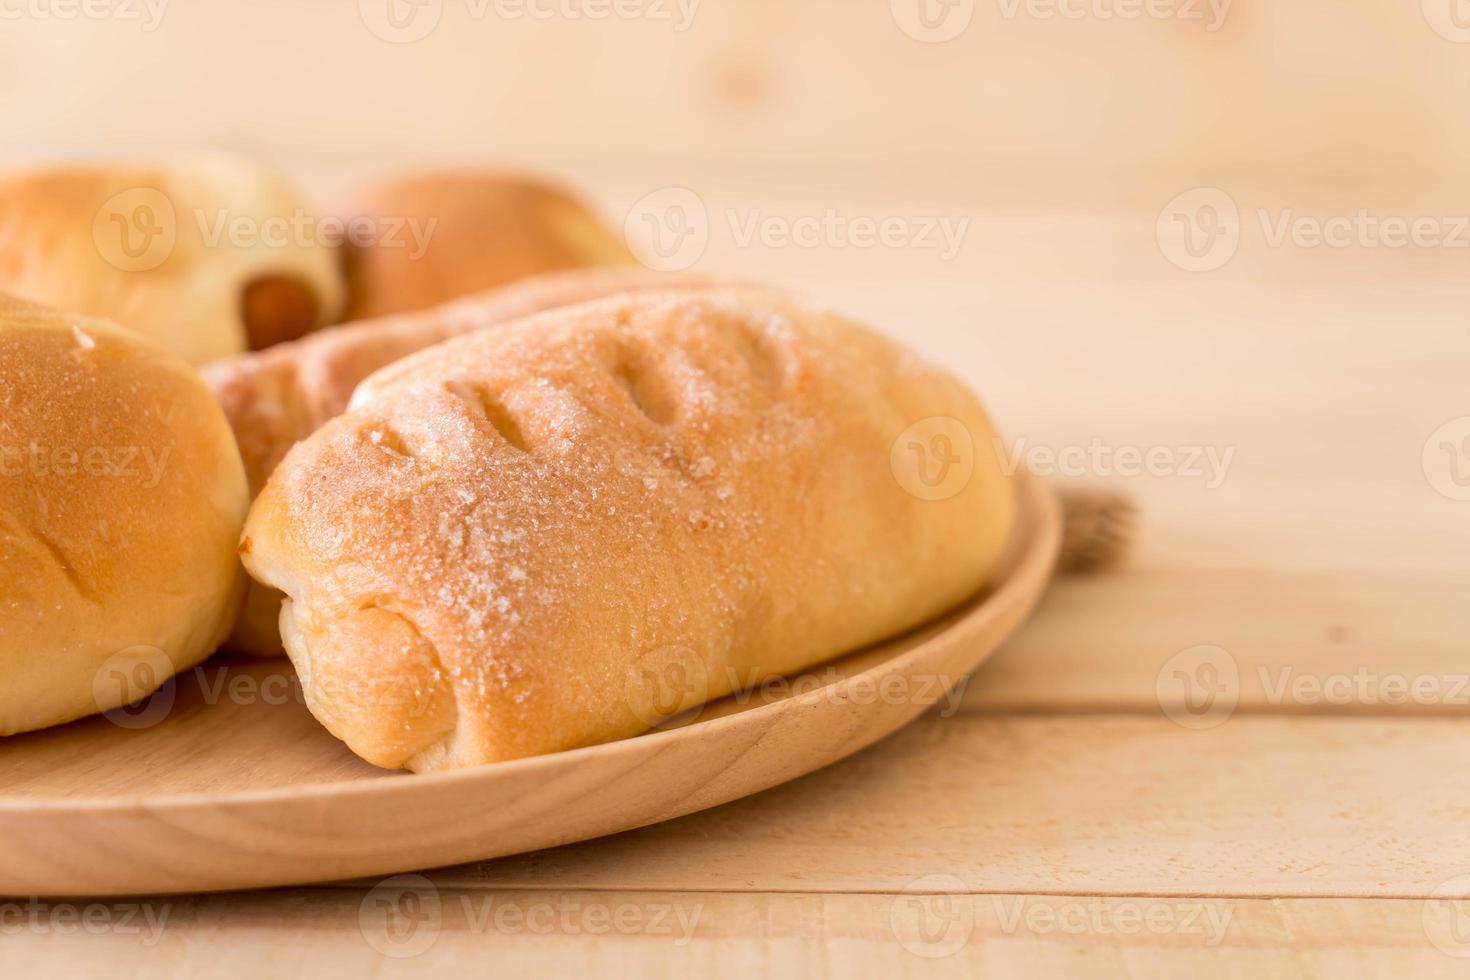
[205, 268, 726, 656]
[0, 294, 248, 736]
[0, 156, 345, 363]
[240, 292, 1014, 770]
[336, 172, 633, 321]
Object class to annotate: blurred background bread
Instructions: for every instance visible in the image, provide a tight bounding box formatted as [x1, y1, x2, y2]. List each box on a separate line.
[0, 294, 248, 736]
[334, 172, 633, 321]
[0, 155, 345, 364]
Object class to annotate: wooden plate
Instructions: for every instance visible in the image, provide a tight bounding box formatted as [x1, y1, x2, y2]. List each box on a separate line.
[0, 472, 1059, 896]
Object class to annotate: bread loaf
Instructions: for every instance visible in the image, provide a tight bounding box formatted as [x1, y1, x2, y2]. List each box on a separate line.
[0, 294, 247, 735]
[240, 291, 1014, 770]
[336, 172, 633, 321]
[0, 156, 344, 363]
[205, 268, 723, 655]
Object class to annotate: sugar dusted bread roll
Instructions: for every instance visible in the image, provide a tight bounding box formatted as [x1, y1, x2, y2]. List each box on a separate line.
[0, 294, 248, 736]
[242, 292, 1014, 770]
[0, 156, 345, 363]
[206, 268, 721, 655]
[336, 172, 633, 320]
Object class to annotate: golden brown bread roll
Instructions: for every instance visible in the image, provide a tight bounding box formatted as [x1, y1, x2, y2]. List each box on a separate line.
[239, 291, 1014, 770]
[335, 172, 633, 321]
[0, 294, 248, 736]
[0, 156, 345, 364]
[205, 268, 727, 656]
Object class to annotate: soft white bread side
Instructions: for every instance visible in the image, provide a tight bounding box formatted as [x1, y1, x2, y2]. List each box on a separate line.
[0, 294, 248, 735]
[0, 156, 345, 364]
[240, 291, 1014, 770]
[204, 267, 728, 656]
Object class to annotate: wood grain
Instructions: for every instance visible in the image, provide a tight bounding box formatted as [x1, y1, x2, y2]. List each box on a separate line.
[426, 713, 1470, 900]
[1, 890, 1465, 979]
[0, 29, 1464, 956]
[966, 568, 1470, 716]
[0, 474, 1059, 896]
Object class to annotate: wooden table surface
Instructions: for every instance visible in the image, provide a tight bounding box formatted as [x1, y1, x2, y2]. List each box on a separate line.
[7, 202, 1468, 977]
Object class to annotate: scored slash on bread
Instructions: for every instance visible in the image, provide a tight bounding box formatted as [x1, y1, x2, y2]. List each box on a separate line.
[203, 267, 740, 656]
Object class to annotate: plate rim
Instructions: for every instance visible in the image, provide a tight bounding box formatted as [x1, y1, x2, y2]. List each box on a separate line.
[0, 469, 1060, 816]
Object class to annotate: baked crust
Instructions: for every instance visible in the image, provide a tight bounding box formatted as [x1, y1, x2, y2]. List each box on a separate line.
[0, 156, 345, 363]
[241, 291, 1015, 770]
[205, 268, 726, 655]
[0, 293, 248, 735]
[204, 267, 720, 498]
[335, 172, 634, 320]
